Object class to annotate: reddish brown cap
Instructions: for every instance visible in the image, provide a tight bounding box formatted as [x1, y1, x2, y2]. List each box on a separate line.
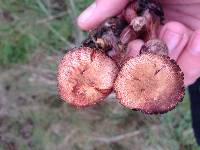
[114, 53, 184, 114]
[57, 47, 119, 107]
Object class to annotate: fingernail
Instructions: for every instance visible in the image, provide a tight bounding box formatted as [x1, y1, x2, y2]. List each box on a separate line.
[78, 3, 96, 24]
[161, 29, 184, 53]
[189, 33, 200, 54]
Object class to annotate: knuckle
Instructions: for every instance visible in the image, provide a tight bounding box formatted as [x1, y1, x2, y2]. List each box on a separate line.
[164, 21, 187, 32]
[185, 70, 200, 80]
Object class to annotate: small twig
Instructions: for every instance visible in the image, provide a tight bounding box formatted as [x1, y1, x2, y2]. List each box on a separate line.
[69, 0, 84, 44]
[57, 129, 78, 150]
[36, 11, 67, 24]
[13, 4, 74, 49]
[91, 131, 141, 143]
[36, 0, 74, 48]
[36, 0, 50, 16]
[44, 22, 74, 48]
[90, 126, 160, 144]
[12, 14, 56, 52]
[63, 130, 77, 143]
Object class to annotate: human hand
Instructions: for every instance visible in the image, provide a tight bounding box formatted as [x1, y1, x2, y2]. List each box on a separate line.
[77, 0, 200, 86]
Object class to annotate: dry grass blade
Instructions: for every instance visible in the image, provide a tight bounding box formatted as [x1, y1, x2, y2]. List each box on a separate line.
[90, 126, 160, 144]
[57, 130, 78, 150]
[36, 11, 67, 24]
[69, 0, 84, 44]
[91, 130, 141, 143]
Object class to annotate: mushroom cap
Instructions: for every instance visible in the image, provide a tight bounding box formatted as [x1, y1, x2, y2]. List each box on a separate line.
[57, 47, 118, 107]
[114, 53, 184, 114]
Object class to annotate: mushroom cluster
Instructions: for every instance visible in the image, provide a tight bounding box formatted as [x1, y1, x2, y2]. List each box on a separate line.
[57, 0, 184, 114]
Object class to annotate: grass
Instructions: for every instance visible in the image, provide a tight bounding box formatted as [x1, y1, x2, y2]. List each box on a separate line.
[0, 0, 90, 67]
[0, 0, 199, 150]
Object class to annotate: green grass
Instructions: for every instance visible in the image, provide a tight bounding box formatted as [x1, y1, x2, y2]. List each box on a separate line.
[0, 0, 91, 67]
[0, 0, 199, 150]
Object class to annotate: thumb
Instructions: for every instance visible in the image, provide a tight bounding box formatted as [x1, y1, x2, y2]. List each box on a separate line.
[77, 0, 129, 30]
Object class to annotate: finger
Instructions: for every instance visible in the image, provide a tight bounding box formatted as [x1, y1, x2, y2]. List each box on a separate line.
[177, 30, 200, 86]
[163, 6, 200, 30]
[159, 21, 191, 60]
[77, 0, 129, 30]
[127, 39, 144, 57]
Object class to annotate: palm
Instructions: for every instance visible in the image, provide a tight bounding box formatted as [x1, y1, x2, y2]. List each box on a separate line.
[162, 1, 200, 30]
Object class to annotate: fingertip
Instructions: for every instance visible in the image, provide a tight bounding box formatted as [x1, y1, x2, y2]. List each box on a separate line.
[159, 21, 191, 60]
[178, 29, 200, 86]
[77, 2, 97, 30]
[127, 39, 144, 57]
[77, 0, 129, 31]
